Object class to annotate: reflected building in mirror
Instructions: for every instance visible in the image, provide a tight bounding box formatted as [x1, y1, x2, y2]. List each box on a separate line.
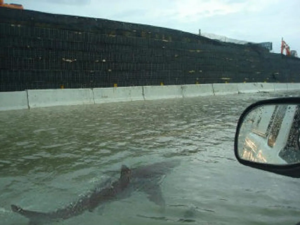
[238, 104, 300, 165]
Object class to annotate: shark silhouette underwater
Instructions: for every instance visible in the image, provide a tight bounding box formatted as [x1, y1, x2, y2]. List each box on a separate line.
[11, 160, 180, 225]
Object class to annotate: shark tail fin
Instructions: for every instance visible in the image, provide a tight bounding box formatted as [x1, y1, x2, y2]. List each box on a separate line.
[11, 205, 35, 224]
[11, 204, 44, 225]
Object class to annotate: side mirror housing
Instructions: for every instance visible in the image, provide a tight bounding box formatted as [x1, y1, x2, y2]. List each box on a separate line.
[234, 98, 300, 178]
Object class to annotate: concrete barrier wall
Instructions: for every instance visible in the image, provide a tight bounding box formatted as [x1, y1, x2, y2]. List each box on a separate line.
[0, 91, 28, 111]
[238, 83, 260, 93]
[0, 83, 298, 111]
[256, 83, 275, 92]
[28, 89, 94, 108]
[131, 87, 145, 101]
[143, 85, 183, 100]
[213, 83, 239, 95]
[238, 83, 277, 93]
[93, 87, 144, 103]
[288, 83, 300, 91]
[274, 83, 288, 92]
[182, 84, 214, 97]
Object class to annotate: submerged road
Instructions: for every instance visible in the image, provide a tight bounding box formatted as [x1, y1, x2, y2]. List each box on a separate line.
[0, 91, 300, 225]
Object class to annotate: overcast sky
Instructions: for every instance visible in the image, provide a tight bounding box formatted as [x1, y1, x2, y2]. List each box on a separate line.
[6, 0, 300, 54]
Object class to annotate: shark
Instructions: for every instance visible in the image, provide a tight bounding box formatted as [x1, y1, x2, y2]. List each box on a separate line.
[11, 160, 179, 225]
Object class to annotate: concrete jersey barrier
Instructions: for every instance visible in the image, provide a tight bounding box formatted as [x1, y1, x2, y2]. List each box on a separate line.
[182, 84, 214, 97]
[256, 83, 275, 92]
[0, 83, 297, 111]
[0, 91, 28, 111]
[288, 83, 300, 91]
[238, 83, 275, 93]
[143, 85, 183, 100]
[93, 87, 144, 103]
[238, 83, 260, 93]
[28, 89, 94, 108]
[274, 83, 288, 92]
[213, 83, 239, 95]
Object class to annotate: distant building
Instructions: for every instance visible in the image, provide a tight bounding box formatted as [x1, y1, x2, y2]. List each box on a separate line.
[200, 32, 272, 51]
[257, 42, 272, 51]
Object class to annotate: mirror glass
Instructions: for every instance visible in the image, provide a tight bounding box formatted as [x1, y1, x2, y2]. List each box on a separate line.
[237, 104, 300, 165]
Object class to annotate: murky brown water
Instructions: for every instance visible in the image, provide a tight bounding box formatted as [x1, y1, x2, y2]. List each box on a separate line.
[0, 91, 300, 225]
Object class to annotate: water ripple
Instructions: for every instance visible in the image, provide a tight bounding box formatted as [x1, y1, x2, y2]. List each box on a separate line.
[0, 92, 300, 225]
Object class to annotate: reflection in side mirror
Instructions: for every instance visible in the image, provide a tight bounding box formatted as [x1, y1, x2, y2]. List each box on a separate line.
[237, 103, 300, 165]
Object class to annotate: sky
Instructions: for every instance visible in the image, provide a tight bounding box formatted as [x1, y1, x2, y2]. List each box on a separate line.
[5, 0, 300, 54]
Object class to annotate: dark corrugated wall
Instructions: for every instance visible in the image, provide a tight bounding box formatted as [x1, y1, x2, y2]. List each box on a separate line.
[1, 7, 300, 92]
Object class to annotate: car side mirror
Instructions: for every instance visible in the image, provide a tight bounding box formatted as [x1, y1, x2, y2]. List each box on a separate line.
[234, 98, 300, 178]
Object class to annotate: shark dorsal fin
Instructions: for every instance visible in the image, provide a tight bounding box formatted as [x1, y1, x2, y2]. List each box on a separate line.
[120, 165, 131, 188]
[120, 165, 130, 177]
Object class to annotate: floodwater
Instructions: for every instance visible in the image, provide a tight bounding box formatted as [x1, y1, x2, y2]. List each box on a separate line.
[0, 91, 300, 225]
